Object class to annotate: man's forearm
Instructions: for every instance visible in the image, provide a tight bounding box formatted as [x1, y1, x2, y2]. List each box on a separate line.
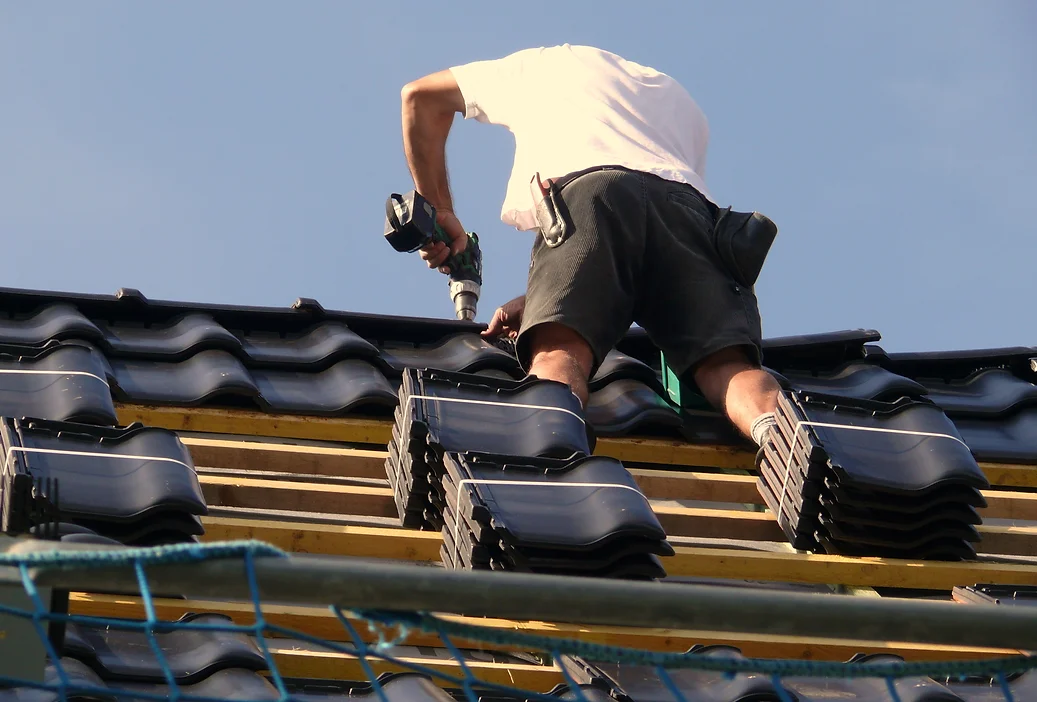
[402, 92, 456, 212]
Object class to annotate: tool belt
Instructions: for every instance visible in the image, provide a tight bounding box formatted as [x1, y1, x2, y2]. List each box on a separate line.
[530, 172, 575, 248]
[530, 167, 778, 286]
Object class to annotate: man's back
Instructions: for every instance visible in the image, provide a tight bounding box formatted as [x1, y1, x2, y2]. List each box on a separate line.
[450, 45, 712, 230]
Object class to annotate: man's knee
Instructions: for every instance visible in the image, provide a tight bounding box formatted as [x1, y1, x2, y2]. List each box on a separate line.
[526, 322, 595, 378]
[691, 344, 766, 403]
[694, 345, 759, 377]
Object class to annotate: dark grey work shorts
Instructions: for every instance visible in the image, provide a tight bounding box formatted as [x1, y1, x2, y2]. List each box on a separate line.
[516, 166, 763, 377]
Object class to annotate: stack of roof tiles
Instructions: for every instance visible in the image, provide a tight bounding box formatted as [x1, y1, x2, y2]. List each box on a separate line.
[387, 368, 672, 579]
[761, 343, 1037, 559]
[0, 416, 206, 545]
[0, 344, 207, 546]
[757, 389, 990, 559]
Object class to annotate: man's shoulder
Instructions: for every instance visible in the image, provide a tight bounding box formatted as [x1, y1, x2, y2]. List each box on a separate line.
[563, 45, 680, 85]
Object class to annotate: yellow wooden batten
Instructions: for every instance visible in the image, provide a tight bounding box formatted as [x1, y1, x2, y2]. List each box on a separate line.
[200, 516, 1037, 590]
[186, 437, 1037, 520]
[133, 405, 1037, 487]
[197, 475, 1037, 556]
[121, 404, 755, 469]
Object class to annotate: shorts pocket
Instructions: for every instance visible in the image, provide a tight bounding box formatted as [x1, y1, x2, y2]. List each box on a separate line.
[666, 190, 713, 231]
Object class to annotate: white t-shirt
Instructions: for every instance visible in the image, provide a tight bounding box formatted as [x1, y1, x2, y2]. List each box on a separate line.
[449, 44, 713, 231]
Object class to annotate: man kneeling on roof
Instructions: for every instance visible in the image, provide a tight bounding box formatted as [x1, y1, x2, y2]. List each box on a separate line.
[400, 44, 781, 447]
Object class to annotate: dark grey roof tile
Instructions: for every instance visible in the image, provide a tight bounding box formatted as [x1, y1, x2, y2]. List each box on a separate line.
[501, 541, 671, 576]
[403, 369, 590, 458]
[63, 613, 266, 683]
[782, 361, 928, 402]
[590, 349, 667, 397]
[563, 646, 794, 702]
[784, 653, 966, 701]
[379, 332, 521, 376]
[70, 514, 204, 545]
[918, 368, 1037, 417]
[819, 493, 981, 529]
[287, 673, 456, 701]
[954, 408, 1037, 464]
[4, 417, 206, 523]
[760, 392, 988, 558]
[108, 351, 260, 406]
[251, 359, 397, 416]
[949, 672, 1037, 702]
[97, 313, 241, 359]
[344, 673, 456, 701]
[620, 327, 881, 371]
[678, 408, 747, 446]
[784, 392, 989, 494]
[441, 452, 666, 552]
[0, 343, 117, 424]
[20, 658, 114, 702]
[759, 328, 881, 372]
[116, 668, 279, 701]
[586, 378, 682, 436]
[758, 446, 983, 529]
[570, 650, 973, 702]
[819, 513, 980, 548]
[0, 303, 104, 347]
[765, 420, 987, 510]
[815, 532, 977, 561]
[882, 346, 1037, 382]
[58, 532, 125, 547]
[545, 683, 617, 701]
[238, 321, 380, 368]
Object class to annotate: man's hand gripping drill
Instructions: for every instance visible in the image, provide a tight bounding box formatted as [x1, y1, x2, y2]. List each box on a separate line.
[383, 190, 483, 321]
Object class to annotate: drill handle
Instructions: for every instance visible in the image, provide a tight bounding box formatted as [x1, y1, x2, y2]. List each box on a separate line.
[439, 229, 483, 285]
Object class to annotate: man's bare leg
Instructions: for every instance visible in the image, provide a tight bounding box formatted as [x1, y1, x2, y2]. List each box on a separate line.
[693, 346, 781, 443]
[525, 322, 595, 407]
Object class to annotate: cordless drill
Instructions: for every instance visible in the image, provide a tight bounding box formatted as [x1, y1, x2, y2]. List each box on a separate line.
[384, 190, 483, 321]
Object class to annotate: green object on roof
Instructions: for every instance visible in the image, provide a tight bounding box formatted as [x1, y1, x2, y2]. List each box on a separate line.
[660, 351, 712, 410]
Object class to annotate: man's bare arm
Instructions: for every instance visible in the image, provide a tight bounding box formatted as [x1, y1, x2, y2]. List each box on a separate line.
[401, 70, 465, 214]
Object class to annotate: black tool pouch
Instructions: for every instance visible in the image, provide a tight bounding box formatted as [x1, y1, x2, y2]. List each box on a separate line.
[712, 207, 778, 288]
[532, 177, 573, 248]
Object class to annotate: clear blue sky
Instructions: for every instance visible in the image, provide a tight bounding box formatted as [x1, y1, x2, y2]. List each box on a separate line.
[2, 2, 1033, 352]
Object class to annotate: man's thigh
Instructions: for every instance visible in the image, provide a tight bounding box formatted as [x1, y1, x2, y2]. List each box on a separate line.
[516, 168, 645, 374]
[635, 178, 764, 376]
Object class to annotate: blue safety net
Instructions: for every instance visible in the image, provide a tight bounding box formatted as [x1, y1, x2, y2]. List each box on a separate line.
[0, 540, 1031, 702]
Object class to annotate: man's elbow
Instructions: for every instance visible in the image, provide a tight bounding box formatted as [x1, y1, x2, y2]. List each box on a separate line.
[400, 81, 422, 106]
[400, 71, 464, 116]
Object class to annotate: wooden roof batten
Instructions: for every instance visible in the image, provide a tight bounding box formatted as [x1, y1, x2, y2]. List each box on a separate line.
[92, 402, 1037, 681]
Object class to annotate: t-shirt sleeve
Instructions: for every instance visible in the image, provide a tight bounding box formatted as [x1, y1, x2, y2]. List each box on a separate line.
[449, 48, 544, 127]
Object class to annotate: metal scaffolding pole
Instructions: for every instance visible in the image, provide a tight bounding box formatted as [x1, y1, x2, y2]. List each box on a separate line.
[10, 540, 1037, 652]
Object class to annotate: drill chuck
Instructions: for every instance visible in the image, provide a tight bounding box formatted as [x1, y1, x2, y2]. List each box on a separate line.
[450, 279, 481, 321]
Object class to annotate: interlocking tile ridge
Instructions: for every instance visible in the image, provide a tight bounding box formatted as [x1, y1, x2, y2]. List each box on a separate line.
[0, 342, 117, 425]
[0, 285, 1032, 455]
[63, 613, 267, 683]
[585, 378, 683, 436]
